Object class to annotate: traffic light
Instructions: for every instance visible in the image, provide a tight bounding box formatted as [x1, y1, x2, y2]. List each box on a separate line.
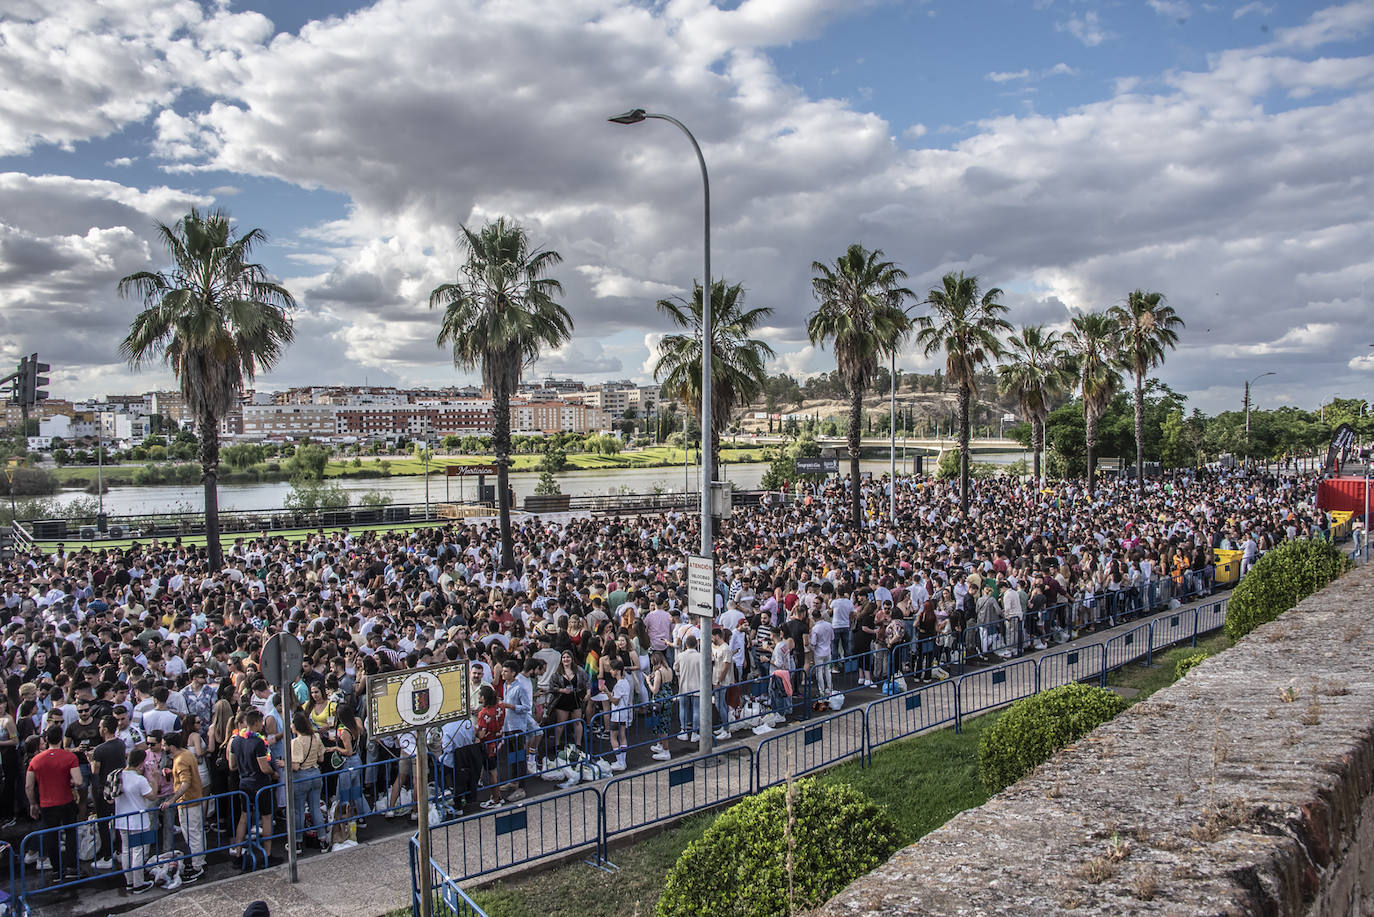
[27, 353, 50, 404]
[7, 356, 25, 405]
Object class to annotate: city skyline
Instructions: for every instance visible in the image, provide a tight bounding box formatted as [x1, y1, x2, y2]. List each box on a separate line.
[3, 0, 1373, 414]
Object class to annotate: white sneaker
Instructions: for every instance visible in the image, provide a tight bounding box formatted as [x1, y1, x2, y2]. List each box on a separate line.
[95, 858, 113, 870]
[651, 750, 671, 761]
[690, 732, 700, 742]
[677, 732, 690, 742]
[611, 760, 627, 772]
[24, 850, 38, 866]
[714, 729, 730, 740]
[752, 723, 776, 735]
[649, 743, 664, 753]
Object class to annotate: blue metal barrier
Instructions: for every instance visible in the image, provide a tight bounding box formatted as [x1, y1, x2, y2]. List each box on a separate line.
[429, 785, 603, 884]
[803, 649, 878, 715]
[1149, 608, 1198, 654]
[1037, 645, 1106, 691]
[409, 839, 491, 917]
[955, 658, 1038, 718]
[755, 707, 866, 790]
[587, 688, 693, 759]
[1103, 621, 1153, 672]
[18, 790, 255, 905]
[863, 679, 959, 757]
[1196, 597, 1229, 635]
[601, 747, 754, 842]
[251, 753, 421, 853]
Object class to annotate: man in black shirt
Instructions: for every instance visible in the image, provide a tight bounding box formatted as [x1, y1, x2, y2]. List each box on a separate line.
[90, 715, 127, 868]
[231, 709, 279, 863]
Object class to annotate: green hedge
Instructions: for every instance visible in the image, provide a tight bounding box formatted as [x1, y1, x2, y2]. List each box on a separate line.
[656, 779, 900, 917]
[978, 683, 1129, 794]
[1174, 652, 1210, 680]
[1224, 538, 1350, 641]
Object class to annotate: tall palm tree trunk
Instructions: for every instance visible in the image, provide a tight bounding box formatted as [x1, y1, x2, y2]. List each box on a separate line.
[957, 385, 972, 513]
[1086, 413, 1099, 498]
[1032, 415, 1044, 484]
[848, 387, 863, 529]
[492, 379, 516, 571]
[1133, 372, 1146, 495]
[199, 412, 223, 572]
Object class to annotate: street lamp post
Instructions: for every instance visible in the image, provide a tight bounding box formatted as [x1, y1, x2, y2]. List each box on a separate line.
[611, 108, 715, 755]
[889, 354, 899, 521]
[1244, 372, 1276, 464]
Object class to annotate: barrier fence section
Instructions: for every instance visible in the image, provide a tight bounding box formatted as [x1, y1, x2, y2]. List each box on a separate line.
[601, 747, 755, 843]
[755, 707, 866, 791]
[251, 754, 421, 852]
[955, 658, 1038, 718]
[1103, 621, 1153, 672]
[1196, 597, 1229, 636]
[1149, 608, 1198, 653]
[408, 841, 490, 917]
[18, 789, 255, 909]
[1036, 645, 1106, 691]
[430, 785, 603, 885]
[0, 842, 14, 917]
[863, 679, 959, 758]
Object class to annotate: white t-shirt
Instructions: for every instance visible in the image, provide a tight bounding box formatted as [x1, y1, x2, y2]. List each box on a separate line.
[610, 678, 633, 724]
[115, 770, 154, 833]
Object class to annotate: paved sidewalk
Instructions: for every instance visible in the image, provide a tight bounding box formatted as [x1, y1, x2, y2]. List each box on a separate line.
[52, 591, 1225, 917]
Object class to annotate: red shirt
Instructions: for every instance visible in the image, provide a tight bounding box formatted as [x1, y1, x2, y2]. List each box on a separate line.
[28, 747, 79, 808]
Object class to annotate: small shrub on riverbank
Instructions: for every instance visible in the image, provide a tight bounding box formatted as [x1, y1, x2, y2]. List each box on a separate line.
[1224, 538, 1350, 641]
[656, 779, 899, 917]
[978, 683, 1129, 794]
[1174, 652, 1210, 680]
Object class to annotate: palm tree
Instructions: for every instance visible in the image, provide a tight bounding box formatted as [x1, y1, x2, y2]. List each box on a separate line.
[654, 280, 774, 481]
[807, 244, 914, 529]
[117, 207, 295, 572]
[1110, 290, 1184, 493]
[1062, 311, 1123, 496]
[430, 217, 572, 570]
[914, 272, 1011, 513]
[998, 325, 1072, 485]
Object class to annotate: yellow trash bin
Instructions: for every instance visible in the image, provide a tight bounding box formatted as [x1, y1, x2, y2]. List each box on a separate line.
[1213, 548, 1244, 585]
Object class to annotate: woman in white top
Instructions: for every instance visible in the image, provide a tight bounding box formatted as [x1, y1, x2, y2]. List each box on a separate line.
[115, 747, 159, 893]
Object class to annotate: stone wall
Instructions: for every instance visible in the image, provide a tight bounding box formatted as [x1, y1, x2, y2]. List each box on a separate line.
[821, 564, 1374, 917]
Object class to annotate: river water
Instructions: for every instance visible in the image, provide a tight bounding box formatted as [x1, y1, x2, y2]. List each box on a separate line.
[49, 451, 1025, 516]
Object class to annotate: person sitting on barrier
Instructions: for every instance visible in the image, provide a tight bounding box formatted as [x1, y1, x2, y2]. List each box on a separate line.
[646, 651, 674, 761]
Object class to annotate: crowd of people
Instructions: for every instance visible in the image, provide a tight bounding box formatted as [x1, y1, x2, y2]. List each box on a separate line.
[0, 464, 1326, 897]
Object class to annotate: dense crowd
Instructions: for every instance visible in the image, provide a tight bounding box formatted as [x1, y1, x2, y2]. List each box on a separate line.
[0, 465, 1324, 895]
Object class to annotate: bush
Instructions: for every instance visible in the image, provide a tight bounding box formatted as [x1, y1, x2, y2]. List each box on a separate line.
[978, 683, 1129, 794]
[1174, 652, 1210, 680]
[1224, 538, 1350, 641]
[656, 779, 900, 917]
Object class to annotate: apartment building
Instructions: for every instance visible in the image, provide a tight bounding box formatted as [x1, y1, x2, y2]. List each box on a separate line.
[511, 400, 610, 434]
[241, 403, 339, 440]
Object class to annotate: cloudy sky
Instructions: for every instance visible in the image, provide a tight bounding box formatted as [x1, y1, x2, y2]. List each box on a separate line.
[3, 0, 1372, 415]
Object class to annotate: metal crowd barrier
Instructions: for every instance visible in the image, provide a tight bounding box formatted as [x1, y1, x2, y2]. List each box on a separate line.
[408, 838, 491, 917]
[429, 785, 603, 885]
[955, 658, 1038, 718]
[586, 689, 693, 759]
[1103, 621, 1153, 672]
[1036, 645, 1107, 691]
[16, 789, 254, 909]
[755, 707, 866, 790]
[862, 679, 959, 759]
[601, 747, 755, 842]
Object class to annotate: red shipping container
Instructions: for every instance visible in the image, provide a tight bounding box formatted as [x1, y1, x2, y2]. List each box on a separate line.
[1317, 476, 1369, 513]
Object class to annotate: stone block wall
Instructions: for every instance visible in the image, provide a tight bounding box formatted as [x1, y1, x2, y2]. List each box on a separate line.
[821, 564, 1374, 916]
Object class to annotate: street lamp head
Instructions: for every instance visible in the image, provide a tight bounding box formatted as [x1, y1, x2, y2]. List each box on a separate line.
[608, 109, 647, 125]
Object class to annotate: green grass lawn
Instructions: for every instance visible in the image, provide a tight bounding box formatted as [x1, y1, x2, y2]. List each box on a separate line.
[1105, 631, 1232, 700]
[327, 446, 768, 478]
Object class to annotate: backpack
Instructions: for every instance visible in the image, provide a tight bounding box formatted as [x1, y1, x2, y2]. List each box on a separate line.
[103, 768, 124, 805]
